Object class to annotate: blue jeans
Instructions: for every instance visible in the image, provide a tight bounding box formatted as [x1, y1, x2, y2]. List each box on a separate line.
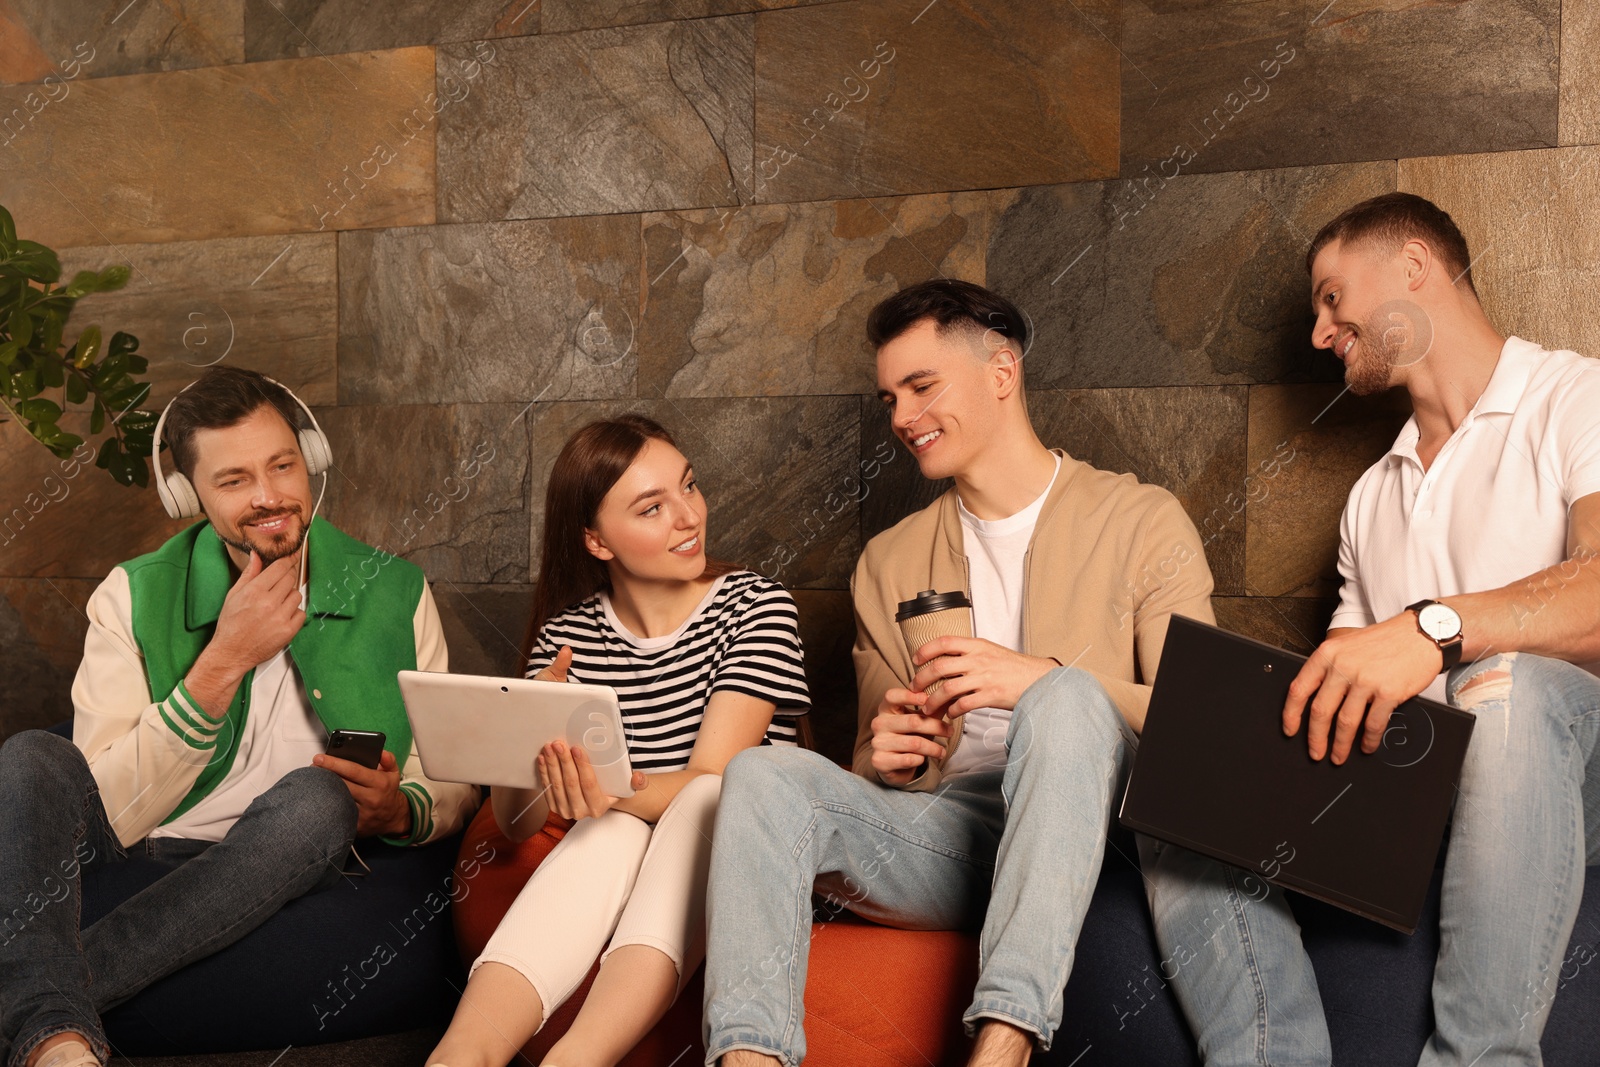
[702, 667, 1137, 1066]
[1146, 653, 1600, 1066]
[0, 730, 358, 1067]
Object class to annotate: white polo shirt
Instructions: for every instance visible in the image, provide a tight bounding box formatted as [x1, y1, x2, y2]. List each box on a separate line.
[1331, 336, 1600, 700]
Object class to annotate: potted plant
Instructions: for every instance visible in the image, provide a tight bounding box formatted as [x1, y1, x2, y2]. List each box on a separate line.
[0, 203, 156, 486]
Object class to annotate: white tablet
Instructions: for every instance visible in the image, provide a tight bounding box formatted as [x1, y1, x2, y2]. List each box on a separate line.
[398, 670, 635, 796]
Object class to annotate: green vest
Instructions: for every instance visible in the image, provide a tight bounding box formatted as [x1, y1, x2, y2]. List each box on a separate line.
[120, 517, 424, 824]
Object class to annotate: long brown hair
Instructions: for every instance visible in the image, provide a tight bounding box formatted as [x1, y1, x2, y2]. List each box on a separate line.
[522, 414, 737, 662]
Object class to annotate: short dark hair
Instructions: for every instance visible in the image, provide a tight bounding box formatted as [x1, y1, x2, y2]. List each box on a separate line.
[163, 367, 305, 479]
[1306, 192, 1476, 294]
[866, 279, 1031, 354]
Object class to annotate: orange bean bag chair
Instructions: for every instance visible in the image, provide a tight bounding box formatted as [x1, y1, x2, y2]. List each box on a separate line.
[452, 800, 977, 1067]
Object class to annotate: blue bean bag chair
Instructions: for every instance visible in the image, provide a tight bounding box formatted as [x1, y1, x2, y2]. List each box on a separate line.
[1042, 823, 1600, 1065]
[47, 722, 465, 1055]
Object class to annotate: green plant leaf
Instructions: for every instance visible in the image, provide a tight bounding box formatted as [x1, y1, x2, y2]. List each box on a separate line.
[103, 382, 149, 410]
[108, 446, 135, 486]
[119, 408, 158, 433]
[0, 204, 15, 247]
[9, 305, 32, 346]
[38, 357, 64, 389]
[39, 311, 64, 356]
[72, 324, 102, 368]
[63, 270, 100, 298]
[96, 350, 129, 383]
[65, 373, 87, 404]
[15, 398, 62, 422]
[11, 242, 61, 283]
[98, 264, 131, 291]
[108, 330, 139, 356]
[31, 422, 65, 446]
[90, 398, 106, 434]
[0, 340, 16, 367]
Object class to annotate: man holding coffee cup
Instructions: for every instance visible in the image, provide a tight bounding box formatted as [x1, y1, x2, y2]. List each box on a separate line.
[703, 280, 1215, 1067]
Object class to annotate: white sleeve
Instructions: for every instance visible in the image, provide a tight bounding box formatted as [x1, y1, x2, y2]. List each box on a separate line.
[388, 580, 480, 846]
[1327, 497, 1375, 631]
[72, 568, 224, 847]
[1558, 366, 1600, 505]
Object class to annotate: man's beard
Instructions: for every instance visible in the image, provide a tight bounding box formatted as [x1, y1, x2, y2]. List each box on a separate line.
[217, 507, 306, 564]
[1344, 336, 1393, 397]
[1345, 299, 1433, 397]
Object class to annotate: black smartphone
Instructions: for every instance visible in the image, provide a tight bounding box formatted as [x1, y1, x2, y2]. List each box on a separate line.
[325, 729, 386, 770]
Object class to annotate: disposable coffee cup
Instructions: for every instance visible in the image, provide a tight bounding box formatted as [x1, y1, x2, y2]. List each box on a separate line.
[896, 590, 974, 697]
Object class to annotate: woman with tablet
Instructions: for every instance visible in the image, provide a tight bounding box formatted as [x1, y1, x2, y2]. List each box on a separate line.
[427, 415, 811, 1067]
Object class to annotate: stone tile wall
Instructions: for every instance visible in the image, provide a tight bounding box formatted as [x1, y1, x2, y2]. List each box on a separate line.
[0, 0, 1590, 761]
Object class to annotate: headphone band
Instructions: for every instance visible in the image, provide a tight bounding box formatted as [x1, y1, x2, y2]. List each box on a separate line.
[152, 373, 331, 517]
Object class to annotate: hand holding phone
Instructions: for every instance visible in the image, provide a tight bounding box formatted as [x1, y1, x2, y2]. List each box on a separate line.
[325, 729, 386, 770]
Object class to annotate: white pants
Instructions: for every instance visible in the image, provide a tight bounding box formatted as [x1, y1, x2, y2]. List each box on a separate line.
[473, 774, 722, 1028]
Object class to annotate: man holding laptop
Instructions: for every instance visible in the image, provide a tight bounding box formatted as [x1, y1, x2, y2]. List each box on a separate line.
[702, 280, 1217, 1066]
[1147, 193, 1600, 1064]
[0, 367, 478, 1067]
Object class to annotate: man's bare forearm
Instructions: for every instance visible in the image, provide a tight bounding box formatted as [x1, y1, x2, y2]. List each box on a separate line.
[1443, 548, 1600, 664]
[182, 642, 251, 721]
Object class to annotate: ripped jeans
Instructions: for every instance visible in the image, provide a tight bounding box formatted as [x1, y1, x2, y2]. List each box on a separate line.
[1143, 653, 1600, 1066]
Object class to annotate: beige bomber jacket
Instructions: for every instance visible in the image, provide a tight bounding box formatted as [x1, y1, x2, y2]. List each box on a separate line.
[849, 449, 1216, 792]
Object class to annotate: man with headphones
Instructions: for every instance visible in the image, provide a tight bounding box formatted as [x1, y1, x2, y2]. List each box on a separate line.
[0, 367, 479, 1067]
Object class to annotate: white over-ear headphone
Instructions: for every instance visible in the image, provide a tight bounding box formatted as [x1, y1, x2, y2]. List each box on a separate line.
[151, 375, 333, 520]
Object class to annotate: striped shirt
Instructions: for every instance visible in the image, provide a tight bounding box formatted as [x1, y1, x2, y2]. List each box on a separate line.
[525, 570, 811, 773]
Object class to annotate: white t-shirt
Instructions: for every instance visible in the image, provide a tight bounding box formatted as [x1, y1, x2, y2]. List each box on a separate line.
[943, 454, 1061, 778]
[527, 570, 811, 773]
[1331, 336, 1600, 701]
[151, 639, 328, 841]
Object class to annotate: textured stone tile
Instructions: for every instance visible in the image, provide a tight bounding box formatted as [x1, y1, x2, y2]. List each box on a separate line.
[1244, 384, 1412, 600]
[431, 581, 537, 678]
[753, 0, 1118, 202]
[337, 215, 639, 405]
[0, 577, 97, 740]
[436, 18, 753, 221]
[523, 396, 860, 590]
[0, 47, 435, 247]
[0, 419, 189, 580]
[987, 162, 1395, 390]
[1122, 0, 1559, 176]
[0, 1, 242, 85]
[1212, 595, 1338, 656]
[543, 0, 831, 32]
[792, 588, 855, 764]
[640, 192, 990, 397]
[59, 233, 337, 407]
[245, 0, 538, 60]
[1561, 1, 1600, 146]
[314, 404, 532, 585]
[1399, 146, 1600, 360]
[857, 394, 946, 546]
[859, 387, 1248, 594]
[1039, 387, 1248, 596]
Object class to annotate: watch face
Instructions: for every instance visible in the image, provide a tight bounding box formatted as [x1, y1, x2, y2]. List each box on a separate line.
[1418, 602, 1462, 641]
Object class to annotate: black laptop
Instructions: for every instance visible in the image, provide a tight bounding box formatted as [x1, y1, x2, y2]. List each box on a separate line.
[1119, 615, 1476, 933]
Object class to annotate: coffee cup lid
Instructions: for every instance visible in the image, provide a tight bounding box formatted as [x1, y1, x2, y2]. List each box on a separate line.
[895, 589, 972, 621]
